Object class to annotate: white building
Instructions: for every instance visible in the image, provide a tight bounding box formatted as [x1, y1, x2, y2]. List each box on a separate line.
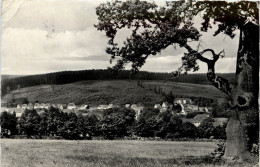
[22, 104, 28, 110]
[154, 104, 162, 109]
[97, 105, 108, 110]
[174, 98, 192, 105]
[162, 102, 169, 108]
[34, 103, 40, 109]
[17, 104, 22, 109]
[125, 104, 131, 108]
[57, 104, 63, 110]
[67, 103, 77, 110]
[27, 103, 34, 110]
[80, 105, 89, 110]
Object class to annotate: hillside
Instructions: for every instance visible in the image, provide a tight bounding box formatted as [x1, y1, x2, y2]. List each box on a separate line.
[2, 80, 227, 107]
[1, 69, 236, 96]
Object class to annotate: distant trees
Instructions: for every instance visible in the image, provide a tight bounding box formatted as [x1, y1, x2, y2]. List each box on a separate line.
[181, 122, 198, 139]
[211, 100, 229, 117]
[135, 108, 159, 137]
[1, 107, 227, 140]
[100, 108, 136, 139]
[156, 111, 183, 139]
[163, 91, 175, 104]
[197, 118, 216, 138]
[19, 110, 41, 138]
[0, 111, 17, 137]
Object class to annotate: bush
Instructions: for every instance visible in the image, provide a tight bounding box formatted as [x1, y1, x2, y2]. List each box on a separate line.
[0, 111, 18, 137]
[19, 110, 41, 138]
[211, 142, 225, 163]
[181, 122, 198, 138]
[100, 107, 136, 139]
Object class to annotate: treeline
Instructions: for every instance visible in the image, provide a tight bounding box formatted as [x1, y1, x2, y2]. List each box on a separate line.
[1, 69, 235, 96]
[1, 107, 226, 140]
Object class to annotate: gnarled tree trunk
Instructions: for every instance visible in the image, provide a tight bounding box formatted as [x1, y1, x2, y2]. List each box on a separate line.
[224, 22, 259, 162]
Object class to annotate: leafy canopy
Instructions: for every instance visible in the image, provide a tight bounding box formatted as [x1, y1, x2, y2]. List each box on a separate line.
[95, 0, 258, 74]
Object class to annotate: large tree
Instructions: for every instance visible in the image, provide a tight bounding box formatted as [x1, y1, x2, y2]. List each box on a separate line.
[95, 0, 259, 163]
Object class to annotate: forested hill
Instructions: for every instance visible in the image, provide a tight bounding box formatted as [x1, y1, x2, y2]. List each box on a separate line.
[1, 69, 235, 95]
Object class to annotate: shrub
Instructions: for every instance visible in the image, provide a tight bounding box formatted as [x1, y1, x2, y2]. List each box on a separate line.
[0, 111, 17, 137]
[100, 107, 136, 139]
[19, 110, 41, 138]
[211, 142, 225, 163]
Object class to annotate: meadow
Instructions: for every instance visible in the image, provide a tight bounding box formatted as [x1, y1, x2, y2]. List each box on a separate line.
[0, 139, 220, 167]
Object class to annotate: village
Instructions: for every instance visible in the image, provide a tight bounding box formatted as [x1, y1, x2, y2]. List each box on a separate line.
[1, 97, 227, 128]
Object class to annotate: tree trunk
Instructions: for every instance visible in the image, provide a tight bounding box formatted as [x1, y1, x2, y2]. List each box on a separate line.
[224, 22, 259, 163]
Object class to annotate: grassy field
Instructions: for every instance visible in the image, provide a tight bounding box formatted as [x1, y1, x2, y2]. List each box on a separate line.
[3, 80, 226, 106]
[1, 139, 220, 167]
[142, 81, 227, 99]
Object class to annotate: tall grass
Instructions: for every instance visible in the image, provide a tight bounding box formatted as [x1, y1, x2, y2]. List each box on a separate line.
[1, 139, 220, 167]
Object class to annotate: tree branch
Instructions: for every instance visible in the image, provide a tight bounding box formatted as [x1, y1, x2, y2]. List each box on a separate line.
[181, 43, 233, 96]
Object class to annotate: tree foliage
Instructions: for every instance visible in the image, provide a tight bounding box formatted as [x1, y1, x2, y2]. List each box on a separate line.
[0, 111, 17, 136]
[19, 110, 41, 138]
[95, 0, 258, 74]
[100, 107, 136, 139]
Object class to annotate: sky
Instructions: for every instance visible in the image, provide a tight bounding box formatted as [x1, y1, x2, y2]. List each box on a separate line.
[1, 0, 239, 75]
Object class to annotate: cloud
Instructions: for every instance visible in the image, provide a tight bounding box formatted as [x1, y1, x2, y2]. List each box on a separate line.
[1, 27, 110, 75]
[1, 0, 239, 75]
[3, 0, 106, 32]
[140, 54, 236, 73]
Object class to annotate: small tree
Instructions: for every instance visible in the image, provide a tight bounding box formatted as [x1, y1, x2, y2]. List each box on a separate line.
[19, 110, 41, 138]
[181, 122, 198, 139]
[84, 114, 101, 138]
[0, 111, 17, 137]
[101, 107, 136, 139]
[135, 108, 159, 137]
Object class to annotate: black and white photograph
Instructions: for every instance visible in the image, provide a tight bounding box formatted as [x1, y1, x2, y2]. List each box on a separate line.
[0, 0, 259, 166]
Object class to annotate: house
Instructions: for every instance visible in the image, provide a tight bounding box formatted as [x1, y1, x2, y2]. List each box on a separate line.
[205, 107, 212, 113]
[22, 104, 28, 110]
[17, 104, 22, 109]
[130, 104, 138, 109]
[52, 104, 58, 108]
[37, 110, 45, 115]
[130, 104, 144, 119]
[125, 104, 131, 108]
[108, 104, 114, 109]
[40, 103, 46, 109]
[1, 107, 10, 112]
[80, 105, 89, 110]
[160, 108, 167, 113]
[186, 104, 199, 111]
[34, 103, 40, 109]
[135, 107, 144, 119]
[180, 109, 187, 115]
[27, 103, 34, 110]
[175, 103, 187, 115]
[46, 103, 52, 109]
[57, 104, 63, 110]
[191, 114, 209, 127]
[174, 98, 192, 105]
[16, 112, 22, 118]
[162, 102, 169, 108]
[97, 105, 108, 110]
[198, 107, 206, 112]
[67, 103, 77, 110]
[154, 104, 162, 109]
[63, 104, 67, 109]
